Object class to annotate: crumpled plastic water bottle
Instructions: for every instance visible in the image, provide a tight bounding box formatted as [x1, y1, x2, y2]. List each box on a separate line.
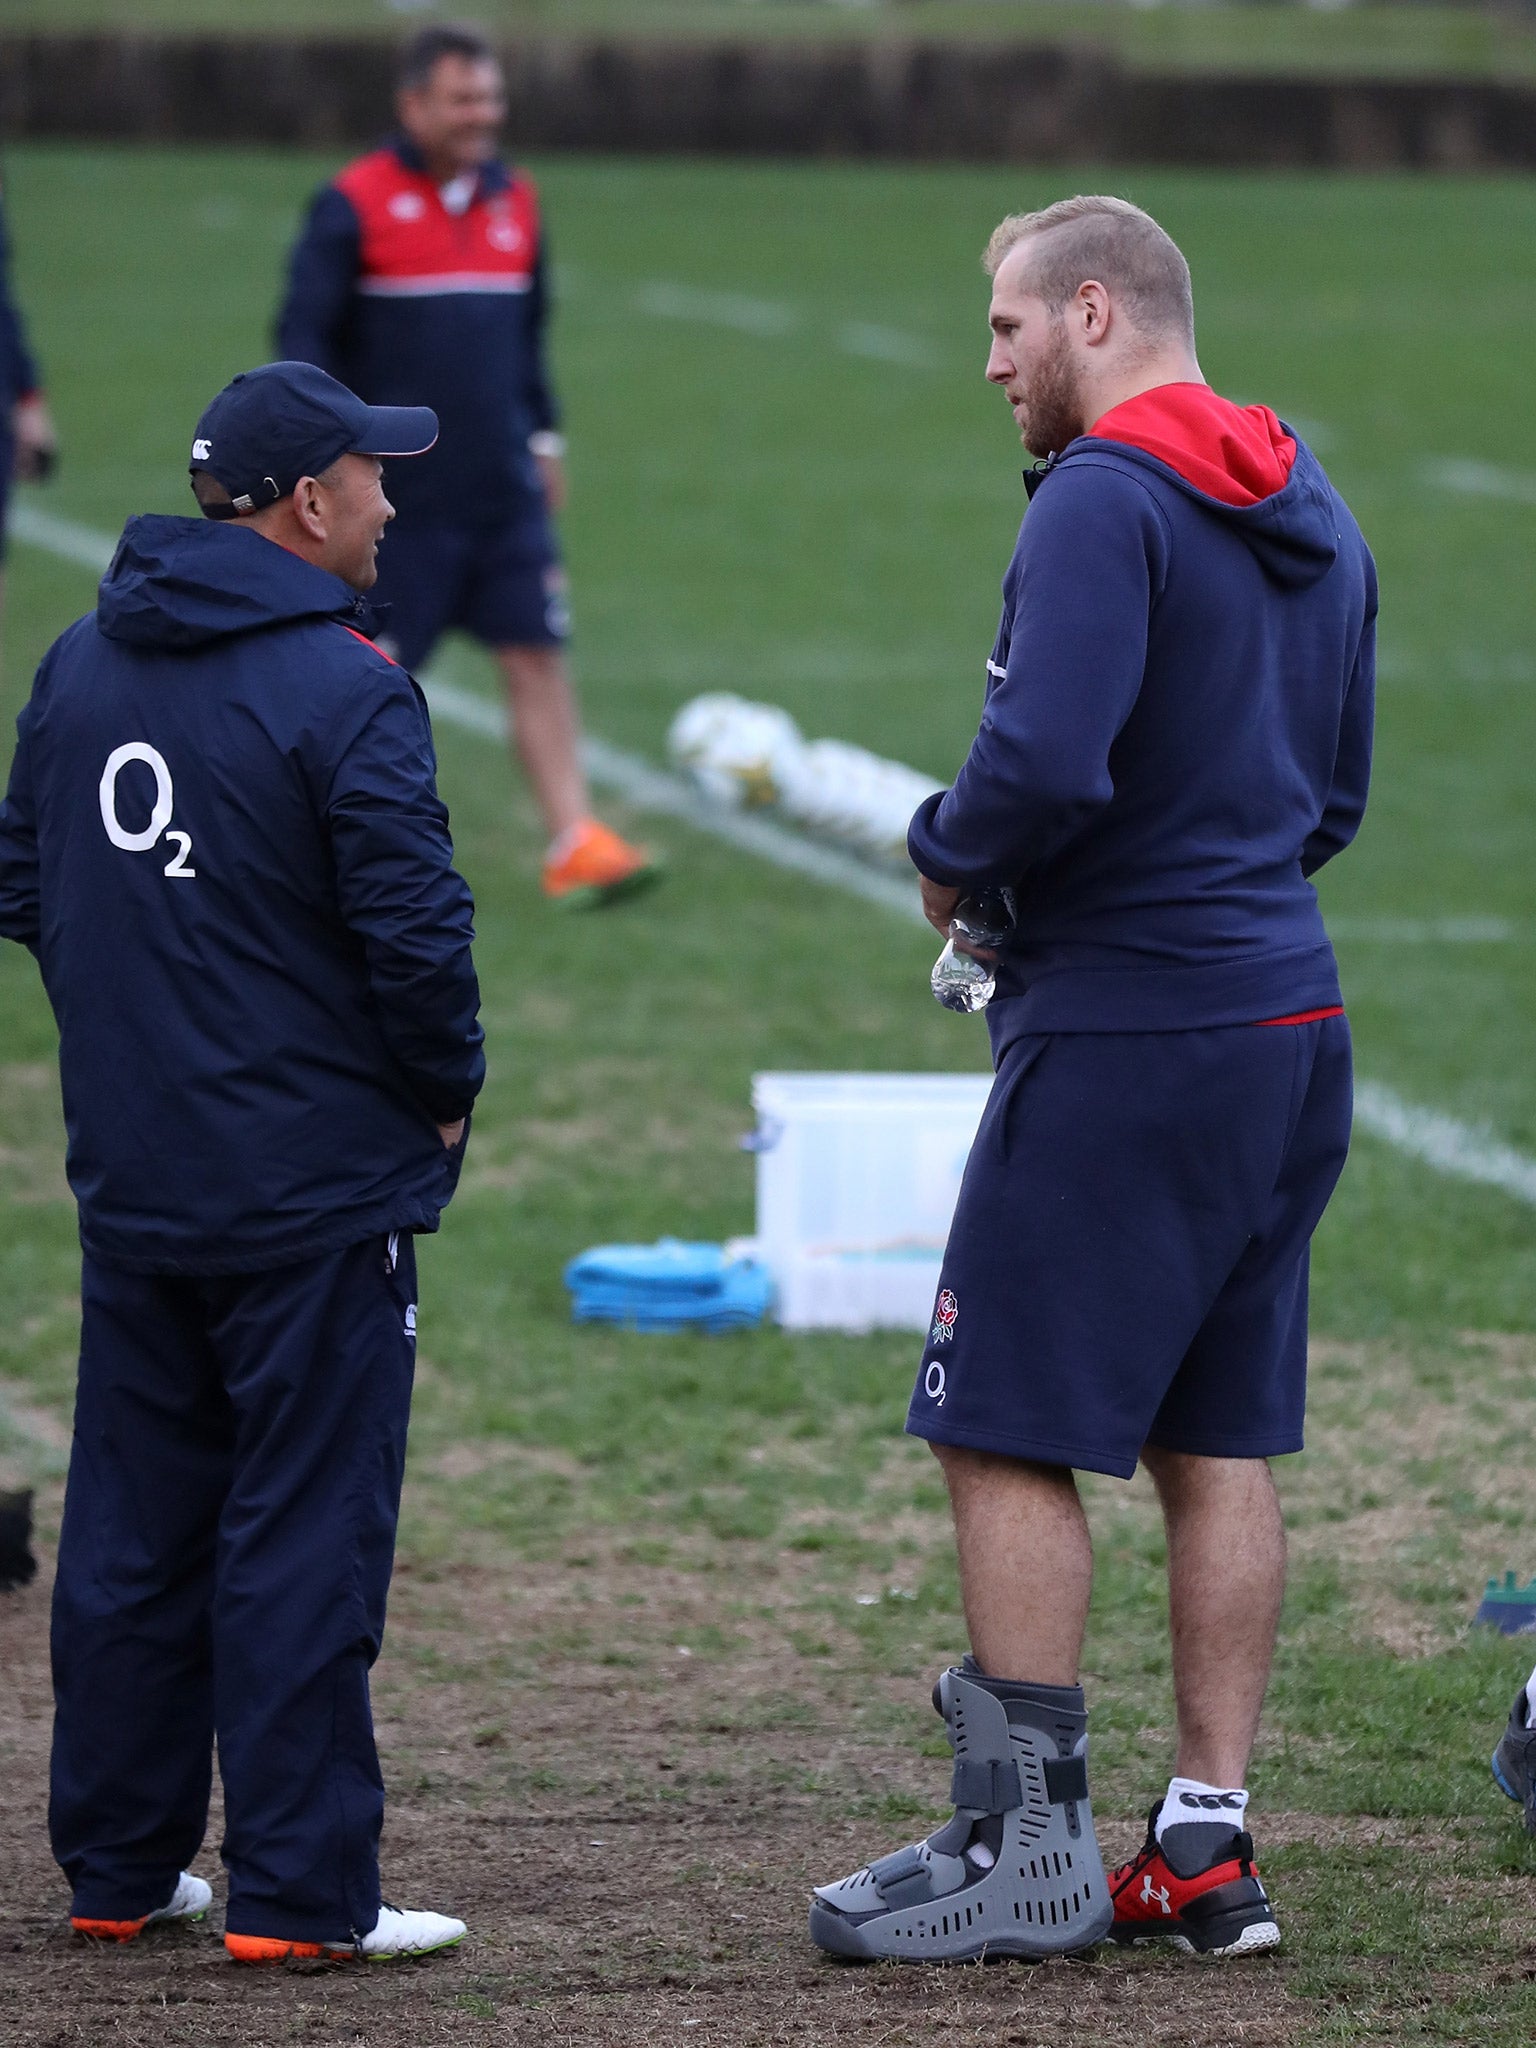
[931, 887, 1018, 1013]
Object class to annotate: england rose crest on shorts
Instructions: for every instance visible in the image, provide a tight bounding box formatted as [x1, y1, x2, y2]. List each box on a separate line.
[931, 1288, 958, 1344]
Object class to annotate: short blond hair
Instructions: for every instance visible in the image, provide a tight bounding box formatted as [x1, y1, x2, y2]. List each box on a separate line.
[984, 195, 1194, 345]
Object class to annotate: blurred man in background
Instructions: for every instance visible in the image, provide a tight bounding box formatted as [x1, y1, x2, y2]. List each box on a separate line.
[276, 21, 658, 908]
[0, 174, 58, 635]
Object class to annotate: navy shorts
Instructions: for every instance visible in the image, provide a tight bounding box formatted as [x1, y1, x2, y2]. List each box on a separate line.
[372, 509, 568, 671]
[907, 1017, 1353, 1478]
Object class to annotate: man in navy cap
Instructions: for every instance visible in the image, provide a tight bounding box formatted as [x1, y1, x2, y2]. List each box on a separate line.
[0, 361, 483, 1961]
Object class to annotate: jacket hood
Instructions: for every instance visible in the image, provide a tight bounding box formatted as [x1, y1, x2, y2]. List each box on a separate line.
[97, 514, 378, 651]
[1075, 383, 1339, 590]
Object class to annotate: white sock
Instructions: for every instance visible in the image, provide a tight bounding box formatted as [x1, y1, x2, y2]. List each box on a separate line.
[1524, 1663, 1536, 1727]
[1156, 1776, 1249, 1841]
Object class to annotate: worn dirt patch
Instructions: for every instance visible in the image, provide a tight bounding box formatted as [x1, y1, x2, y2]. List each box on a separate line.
[5, 1335, 1531, 2046]
[0, 1485, 1492, 2048]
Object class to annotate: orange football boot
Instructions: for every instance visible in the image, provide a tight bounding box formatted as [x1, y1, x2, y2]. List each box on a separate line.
[224, 1934, 336, 1964]
[541, 819, 661, 908]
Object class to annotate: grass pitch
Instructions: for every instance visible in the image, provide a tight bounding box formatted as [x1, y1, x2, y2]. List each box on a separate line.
[1, 147, 1535, 2043]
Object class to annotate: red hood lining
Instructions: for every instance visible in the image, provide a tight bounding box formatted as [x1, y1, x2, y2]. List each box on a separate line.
[1088, 383, 1296, 508]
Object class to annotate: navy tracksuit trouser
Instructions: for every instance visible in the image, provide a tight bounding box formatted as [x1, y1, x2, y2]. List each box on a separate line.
[49, 1232, 417, 1944]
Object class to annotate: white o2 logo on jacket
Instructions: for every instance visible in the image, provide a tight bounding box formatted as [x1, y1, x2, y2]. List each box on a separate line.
[98, 743, 196, 878]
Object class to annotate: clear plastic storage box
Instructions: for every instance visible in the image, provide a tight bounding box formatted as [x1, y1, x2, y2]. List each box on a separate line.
[749, 1072, 994, 1331]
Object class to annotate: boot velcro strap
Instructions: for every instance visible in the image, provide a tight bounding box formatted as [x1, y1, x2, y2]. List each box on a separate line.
[950, 1756, 1023, 1813]
[868, 1843, 931, 1906]
[1043, 1755, 1089, 1805]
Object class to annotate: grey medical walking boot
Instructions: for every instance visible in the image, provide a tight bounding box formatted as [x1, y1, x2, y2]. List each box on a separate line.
[1492, 1687, 1536, 1833]
[809, 1658, 1112, 1962]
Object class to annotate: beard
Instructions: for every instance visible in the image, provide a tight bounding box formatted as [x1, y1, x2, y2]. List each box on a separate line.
[1015, 317, 1087, 459]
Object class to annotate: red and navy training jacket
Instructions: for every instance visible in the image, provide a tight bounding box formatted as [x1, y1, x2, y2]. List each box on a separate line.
[276, 139, 557, 526]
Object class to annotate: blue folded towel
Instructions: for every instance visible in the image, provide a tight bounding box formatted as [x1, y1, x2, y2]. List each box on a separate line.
[563, 1238, 774, 1333]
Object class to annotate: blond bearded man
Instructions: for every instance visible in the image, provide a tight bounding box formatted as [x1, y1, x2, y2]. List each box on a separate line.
[811, 197, 1374, 1965]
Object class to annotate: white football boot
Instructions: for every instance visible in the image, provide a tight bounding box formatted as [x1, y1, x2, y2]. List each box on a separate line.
[353, 1905, 468, 1960]
[226, 1902, 467, 1964]
[71, 1870, 213, 1941]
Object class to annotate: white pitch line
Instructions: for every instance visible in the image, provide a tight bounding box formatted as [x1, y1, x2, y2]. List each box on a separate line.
[633, 280, 799, 339]
[835, 321, 943, 370]
[1423, 457, 1536, 507]
[1328, 915, 1517, 944]
[13, 500, 1536, 1211]
[1372, 648, 1536, 687]
[630, 277, 941, 370]
[421, 676, 924, 921]
[1354, 1082, 1536, 1209]
[9, 502, 116, 572]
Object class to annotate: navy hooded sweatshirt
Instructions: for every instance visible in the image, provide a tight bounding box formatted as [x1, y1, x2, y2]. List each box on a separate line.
[0, 516, 485, 1274]
[907, 382, 1376, 1055]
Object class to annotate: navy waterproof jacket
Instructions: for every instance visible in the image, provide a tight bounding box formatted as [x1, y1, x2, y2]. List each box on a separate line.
[0, 516, 485, 1274]
[275, 139, 557, 527]
[908, 383, 1376, 1051]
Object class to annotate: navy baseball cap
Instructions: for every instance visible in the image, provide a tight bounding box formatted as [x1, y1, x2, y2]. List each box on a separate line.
[189, 361, 438, 518]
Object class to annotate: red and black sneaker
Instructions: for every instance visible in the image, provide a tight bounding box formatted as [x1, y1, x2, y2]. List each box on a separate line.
[1108, 1804, 1280, 1957]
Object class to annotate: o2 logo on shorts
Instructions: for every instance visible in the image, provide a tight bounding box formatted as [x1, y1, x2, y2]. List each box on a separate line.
[924, 1360, 947, 1406]
[98, 743, 196, 878]
[930, 1288, 958, 1345]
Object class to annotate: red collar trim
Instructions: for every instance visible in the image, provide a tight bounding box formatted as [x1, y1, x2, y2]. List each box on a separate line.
[1090, 383, 1297, 507]
[339, 624, 397, 665]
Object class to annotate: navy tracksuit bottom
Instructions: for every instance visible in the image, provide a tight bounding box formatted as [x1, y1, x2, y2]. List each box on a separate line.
[49, 1232, 417, 1944]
